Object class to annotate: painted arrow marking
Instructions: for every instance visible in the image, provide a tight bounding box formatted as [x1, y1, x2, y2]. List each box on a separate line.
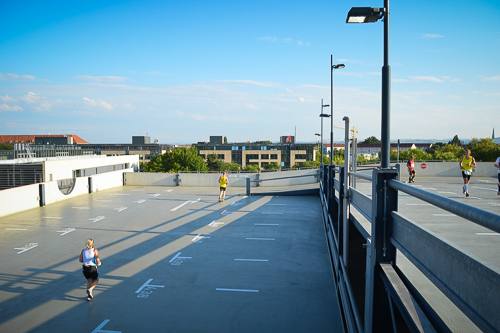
[57, 228, 76, 236]
[191, 234, 211, 242]
[114, 207, 128, 212]
[15, 243, 38, 254]
[170, 198, 201, 212]
[134, 199, 146, 204]
[208, 220, 224, 228]
[149, 193, 161, 197]
[91, 320, 121, 333]
[89, 216, 105, 223]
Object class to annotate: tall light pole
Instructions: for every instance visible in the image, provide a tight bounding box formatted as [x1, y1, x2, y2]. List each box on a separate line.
[331, 55, 345, 166]
[346, 1, 390, 168]
[320, 99, 330, 164]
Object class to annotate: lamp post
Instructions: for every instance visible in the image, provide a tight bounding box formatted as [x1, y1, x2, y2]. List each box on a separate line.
[346, 1, 390, 168]
[331, 55, 345, 166]
[320, 99, 330, 165]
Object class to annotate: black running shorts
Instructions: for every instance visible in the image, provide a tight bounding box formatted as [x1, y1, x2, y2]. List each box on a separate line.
[83, 265, 99, 280]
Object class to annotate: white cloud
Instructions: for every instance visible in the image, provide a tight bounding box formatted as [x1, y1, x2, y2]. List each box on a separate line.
[83, 97, 114, 110]
[76, 75, 128, 83]
[258, 36, 292, 43]
[421, 34, 444, 39]
[410, 76, 443, 83]
[481, 75, 500, 82]
[0, 103, 23, 111]
[214, 79, 279, 87]
[1, 95, 15, 102]
[0, 73, 37, 81]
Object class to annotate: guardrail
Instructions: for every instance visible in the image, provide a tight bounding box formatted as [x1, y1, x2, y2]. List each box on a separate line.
[319, 117, 500, 333]
[319, 164, 500, 333]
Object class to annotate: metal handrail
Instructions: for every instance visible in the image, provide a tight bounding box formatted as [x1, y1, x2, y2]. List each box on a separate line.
[387, 179, 500, 233]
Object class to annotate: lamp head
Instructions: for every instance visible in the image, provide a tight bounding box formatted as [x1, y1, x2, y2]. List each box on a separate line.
[322, 104, 330, 107]
[319, 114, 331, 118]
[346, 7, 384, 23]
[333, 64, 345, 69]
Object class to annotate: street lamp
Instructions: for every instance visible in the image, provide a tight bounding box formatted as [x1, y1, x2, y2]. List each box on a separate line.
[331, 55, 345, 166]
[346, 1, 390, 169]
[320, 99, 330, 165]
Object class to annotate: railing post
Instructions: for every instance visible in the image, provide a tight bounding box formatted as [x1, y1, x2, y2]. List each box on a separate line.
[246, 177, 251, 196]
[365, 168, 398, 332]
[337, 166, 345, 257]
[328, 165, 337, 222]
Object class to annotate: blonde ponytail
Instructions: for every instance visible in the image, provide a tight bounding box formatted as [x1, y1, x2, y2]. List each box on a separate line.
[86, 238, 94, 249]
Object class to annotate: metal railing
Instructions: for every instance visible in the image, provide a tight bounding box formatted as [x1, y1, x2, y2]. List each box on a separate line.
[318, 118, 500, 333]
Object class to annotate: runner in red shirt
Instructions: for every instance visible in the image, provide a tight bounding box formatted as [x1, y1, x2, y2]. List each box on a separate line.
[407, 155, 416, 183]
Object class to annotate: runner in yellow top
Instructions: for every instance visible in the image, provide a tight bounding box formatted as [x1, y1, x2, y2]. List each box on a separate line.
[218, 171, 229, 202]
[459, 149, 477, 198]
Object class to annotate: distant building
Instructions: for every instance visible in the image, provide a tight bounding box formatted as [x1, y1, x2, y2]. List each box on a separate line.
[0, 134, 88, 144]
[0, 155, 138, 190]
[193, 136, 316, 169]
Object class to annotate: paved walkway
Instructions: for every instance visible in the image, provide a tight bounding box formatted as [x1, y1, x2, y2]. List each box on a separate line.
[0, 186, 343, 333]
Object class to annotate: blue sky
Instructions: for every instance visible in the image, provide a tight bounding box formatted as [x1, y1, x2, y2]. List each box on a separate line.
[1, 0, 499, 144]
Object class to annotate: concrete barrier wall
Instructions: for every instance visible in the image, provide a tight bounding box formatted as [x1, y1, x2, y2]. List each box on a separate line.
[259, 169, 319, 186]
[44, 177, 89, 205]
[93, 168, 132, 191]
[0, 183, 40, 218]
[401, 162, 497, 177]
[0, 170, 131, 217]
[125, 170, 320, 187]
[125, 172, 177, 186]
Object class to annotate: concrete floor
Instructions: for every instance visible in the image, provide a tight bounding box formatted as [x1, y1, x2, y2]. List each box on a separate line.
[0, 186, 344, 333]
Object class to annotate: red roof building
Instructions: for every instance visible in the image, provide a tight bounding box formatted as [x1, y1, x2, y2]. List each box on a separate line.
[0, 135, 88, 144]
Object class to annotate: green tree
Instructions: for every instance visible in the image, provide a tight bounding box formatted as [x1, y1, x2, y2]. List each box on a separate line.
[218, 161, 240, 172]
[143, 147, 208, 173]
[242, 164, 260, 172]
[468, 138, 500, 162]
[262, 162, 281, 170]
[0, 143, 14, 150]
[448, 135, 462, 147]
[224, 136, 228, 144]
[362, 136, 381, 144]
[206, 153, 219, 171]
[425, 142, 445, 155]
[390, 148, 432, 162]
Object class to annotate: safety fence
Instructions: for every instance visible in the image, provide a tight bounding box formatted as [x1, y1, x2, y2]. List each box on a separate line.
[319, 162, 500, 332]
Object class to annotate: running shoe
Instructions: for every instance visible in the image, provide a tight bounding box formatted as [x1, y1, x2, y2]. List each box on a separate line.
[466, 193, 470, 198]
[222, 198, 225, 202]
[463, 187, 466, 194]
[219, 197, 221, 202]
[86, 289, 92, 300]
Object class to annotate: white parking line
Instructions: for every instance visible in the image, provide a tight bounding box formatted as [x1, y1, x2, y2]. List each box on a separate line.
[72, 207, 90, 210]
[170, 198, 200, 212]
[472, 187, 496, 192]
[216, 288, 259, 293]
[42, 217, 63, 219]
[5, 228, 28, 231]
[246, 238, 275, 241]
[475, 233, 500, 236]
[432, 214, 457, 217]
